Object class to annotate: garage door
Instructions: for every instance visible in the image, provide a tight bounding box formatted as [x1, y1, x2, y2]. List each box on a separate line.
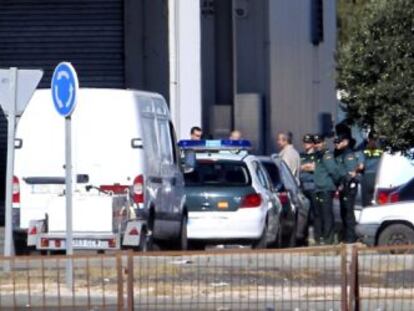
[0, 0, 125, 224]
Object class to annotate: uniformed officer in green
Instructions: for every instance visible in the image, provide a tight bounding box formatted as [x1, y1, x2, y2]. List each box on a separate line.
[312, 135, 340, 245]
[360, 133, 383, 206]
[334, 133, 361, 243]
[300, 134, 318, 243]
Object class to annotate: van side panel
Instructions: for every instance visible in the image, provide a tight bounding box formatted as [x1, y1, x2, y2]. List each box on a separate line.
[73, 91, 143, 188]
[15, 90, 144, 230]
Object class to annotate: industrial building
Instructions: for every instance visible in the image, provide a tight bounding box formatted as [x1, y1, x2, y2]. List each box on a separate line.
[0, 0, 336, 222]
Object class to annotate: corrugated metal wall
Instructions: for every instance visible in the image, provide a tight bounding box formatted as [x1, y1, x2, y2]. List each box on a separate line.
[0, 0, 125, 88]
[268, 0, 337, 152]
[0, 0, 125, 224]
[201, 0, 337, 153]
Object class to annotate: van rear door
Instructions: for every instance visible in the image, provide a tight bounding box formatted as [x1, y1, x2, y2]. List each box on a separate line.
[139, 96, 163, 211]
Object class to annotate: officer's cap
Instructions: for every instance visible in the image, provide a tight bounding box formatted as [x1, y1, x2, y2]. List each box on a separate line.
[313, 134, 325, 144]
[303, 134, 314, 144]
[334, 133, 351, 144]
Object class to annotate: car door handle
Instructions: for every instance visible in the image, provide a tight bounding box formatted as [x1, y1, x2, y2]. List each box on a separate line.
[201, 202, 211, 207]
[149, 176, 163, 184]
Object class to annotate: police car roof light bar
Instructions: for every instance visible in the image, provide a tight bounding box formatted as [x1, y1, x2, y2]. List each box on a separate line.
[178, 139, 252, 151]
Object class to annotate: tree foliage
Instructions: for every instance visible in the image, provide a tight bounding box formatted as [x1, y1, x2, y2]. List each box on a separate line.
[337, 0, 414, 153]
[337, 0, 370, 47]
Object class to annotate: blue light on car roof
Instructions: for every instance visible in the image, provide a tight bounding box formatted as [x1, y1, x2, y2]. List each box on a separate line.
[178, 139, 252, 150]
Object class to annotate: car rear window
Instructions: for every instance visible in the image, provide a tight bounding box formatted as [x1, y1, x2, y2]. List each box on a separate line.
[184, 160, 251, 187]
[400, 177, 414, 200]
[261, 161, 282, 187]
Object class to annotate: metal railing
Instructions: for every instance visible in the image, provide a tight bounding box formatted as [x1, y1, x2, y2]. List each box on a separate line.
[351, 244, 414, 311]
[0, 253, 121, 310]
[0, 244, 414, 310]
[131, 246, 347, 310]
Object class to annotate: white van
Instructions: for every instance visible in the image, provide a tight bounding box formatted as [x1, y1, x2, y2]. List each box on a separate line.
[13, 88, 188, 252]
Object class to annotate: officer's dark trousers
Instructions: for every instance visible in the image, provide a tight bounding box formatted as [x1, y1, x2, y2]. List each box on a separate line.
[339, 189, 357, 243]
[361, 173, 376, 207]
[315, 191, 335, 244]
[303, 190, 320, 240]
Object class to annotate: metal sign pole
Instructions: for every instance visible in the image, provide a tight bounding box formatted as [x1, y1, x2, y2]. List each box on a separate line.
[4, 67, 18, 257]
[65, 116, 73, 287]
[51, 62, 78, 288]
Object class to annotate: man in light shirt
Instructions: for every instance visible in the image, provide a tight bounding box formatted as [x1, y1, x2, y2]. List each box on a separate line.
[277, 131, 301, 178]
[229, 130, 242, 140]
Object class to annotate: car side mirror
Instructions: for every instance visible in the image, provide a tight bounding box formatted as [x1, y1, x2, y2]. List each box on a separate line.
[15, 138, 23, 149]
[182, 150, 196, 174]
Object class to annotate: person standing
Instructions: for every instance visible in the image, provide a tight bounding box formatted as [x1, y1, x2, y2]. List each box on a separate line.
[229, 130, 242, 140]
[334, 133, 361, 243]
[312, 135, 340, 245]
[300, 134, 318, 244]
[277, 132, 301, 179]
[360, 133, 383, 206]
[190, 126, 203, 140]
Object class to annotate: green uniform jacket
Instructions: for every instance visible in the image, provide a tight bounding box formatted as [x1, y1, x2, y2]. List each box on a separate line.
[314, 149, 341, 192]
[363, 148, 383, 174]
[336, 148, 360, 182]
[300, 151, 316, 191]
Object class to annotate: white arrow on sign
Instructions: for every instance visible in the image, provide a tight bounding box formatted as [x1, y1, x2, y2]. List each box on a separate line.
[53, 78, 74, 109]
[0, 69, 43, 116]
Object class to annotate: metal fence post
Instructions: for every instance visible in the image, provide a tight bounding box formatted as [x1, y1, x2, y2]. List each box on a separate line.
[349, 245, 360, 311]
[341, 244, 348, 311]
[117, 253, 124, 310]
[127, 251, 134, 311]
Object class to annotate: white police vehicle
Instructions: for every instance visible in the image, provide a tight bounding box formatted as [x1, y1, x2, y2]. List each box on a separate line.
[179, 140, 282, 248]
[357, 202, 414, 247]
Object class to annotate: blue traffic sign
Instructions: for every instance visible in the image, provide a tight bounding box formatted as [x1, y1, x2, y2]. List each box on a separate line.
[51, 62, 79, 117]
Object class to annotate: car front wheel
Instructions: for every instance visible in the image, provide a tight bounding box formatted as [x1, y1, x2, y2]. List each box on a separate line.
[175, 215, 188, 250]
[254, 223, 268, 249]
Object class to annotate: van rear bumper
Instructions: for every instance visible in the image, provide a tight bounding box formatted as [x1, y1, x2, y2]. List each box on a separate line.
[35, 232, 120, 251]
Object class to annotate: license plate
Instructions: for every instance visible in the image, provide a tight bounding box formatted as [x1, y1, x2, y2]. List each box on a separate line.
[31, 184, 64, 194]
[72, 239, 106, 248]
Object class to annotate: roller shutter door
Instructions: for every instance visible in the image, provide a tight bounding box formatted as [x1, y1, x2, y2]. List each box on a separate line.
[0, 0, 125, 223]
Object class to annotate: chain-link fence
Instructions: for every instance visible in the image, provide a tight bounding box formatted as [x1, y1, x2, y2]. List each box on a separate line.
[352, 244, 414, 311]
[0, 253, 122, 310]
[131, 246, 347, 310]
[1, 244, 414, 310]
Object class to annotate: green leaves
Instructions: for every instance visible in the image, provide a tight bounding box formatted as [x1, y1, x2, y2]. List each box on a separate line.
[337, 0, 414, 154]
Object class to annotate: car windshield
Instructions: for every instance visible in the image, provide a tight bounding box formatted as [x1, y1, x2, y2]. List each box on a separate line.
[261, 161, 282, 188]
[184, 160, 251, 187]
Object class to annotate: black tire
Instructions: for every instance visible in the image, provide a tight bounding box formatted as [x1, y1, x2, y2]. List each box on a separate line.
[175, 215, 188, 251]
[277, 220, 296, 248]
[254, 224, 268, 249]
[277, 221, 284, 248]
[138, 227, 153, 252]
[378, 224, 414, 252]
[288, 218, 297, 248]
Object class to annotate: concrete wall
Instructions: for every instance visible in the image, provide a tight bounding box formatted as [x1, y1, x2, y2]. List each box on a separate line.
[169, 0, 202, 140]
[200, 0, 234, 136]
[268, 0, 337, 152]
[124, 0, 170, 102]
